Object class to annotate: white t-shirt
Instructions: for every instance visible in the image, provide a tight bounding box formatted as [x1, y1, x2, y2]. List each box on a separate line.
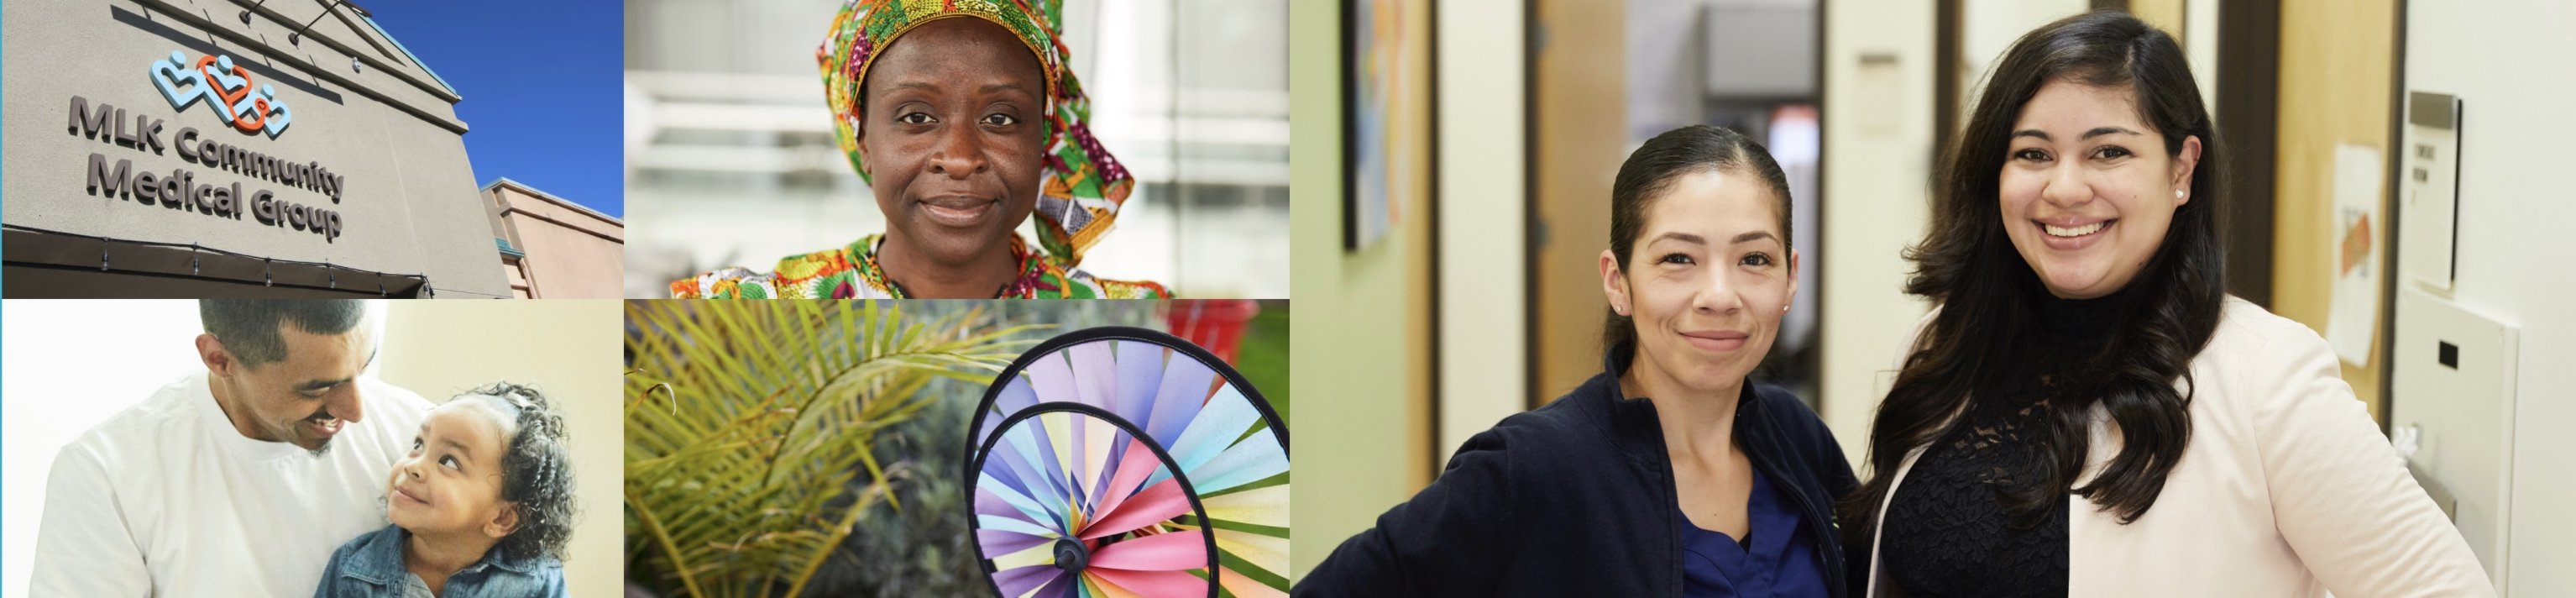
[28, 370, 432, 597]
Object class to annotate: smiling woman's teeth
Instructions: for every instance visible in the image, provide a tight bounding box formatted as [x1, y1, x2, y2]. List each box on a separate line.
[2045, 222, 2107, 237]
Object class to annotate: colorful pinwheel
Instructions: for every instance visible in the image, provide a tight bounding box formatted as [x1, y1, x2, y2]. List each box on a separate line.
[968, 327, 1291, 598]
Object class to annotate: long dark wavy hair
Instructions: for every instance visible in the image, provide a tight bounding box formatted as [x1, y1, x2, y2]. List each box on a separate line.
[1602, 124, 1794, 357]
[1840, 10, 2227, 542]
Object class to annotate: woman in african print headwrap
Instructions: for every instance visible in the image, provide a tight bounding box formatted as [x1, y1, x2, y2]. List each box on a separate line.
[671, 0, 1170, 299]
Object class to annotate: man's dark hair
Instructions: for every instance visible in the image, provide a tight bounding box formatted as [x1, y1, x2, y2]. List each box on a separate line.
[199, 300, 369, 367]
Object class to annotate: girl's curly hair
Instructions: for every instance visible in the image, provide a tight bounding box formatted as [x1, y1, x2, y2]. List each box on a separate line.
[468, 381, 576, 563]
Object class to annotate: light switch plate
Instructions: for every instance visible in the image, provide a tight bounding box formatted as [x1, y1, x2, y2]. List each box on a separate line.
[2390, 285, 2518, 584]
[2399, 92, 2463, 293]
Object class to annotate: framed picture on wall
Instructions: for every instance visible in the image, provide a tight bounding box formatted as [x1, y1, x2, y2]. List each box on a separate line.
[1343, 0, 1429, 251]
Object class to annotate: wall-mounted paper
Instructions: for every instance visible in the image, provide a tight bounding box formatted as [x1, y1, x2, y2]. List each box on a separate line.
[2326, 144, 2385, 365]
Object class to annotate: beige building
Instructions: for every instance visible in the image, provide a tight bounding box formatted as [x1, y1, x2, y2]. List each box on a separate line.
[3, 0, 511, 297]
[484, 178, 622, 298]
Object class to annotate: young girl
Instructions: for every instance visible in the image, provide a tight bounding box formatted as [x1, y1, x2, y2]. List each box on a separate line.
[314, 382, 573, 597]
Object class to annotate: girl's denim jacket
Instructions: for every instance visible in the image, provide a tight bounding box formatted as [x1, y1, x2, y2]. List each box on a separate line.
[312, 524, 565, 597]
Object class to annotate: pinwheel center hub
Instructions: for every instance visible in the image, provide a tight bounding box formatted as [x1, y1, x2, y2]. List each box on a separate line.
[1052, 538, 1090, 574]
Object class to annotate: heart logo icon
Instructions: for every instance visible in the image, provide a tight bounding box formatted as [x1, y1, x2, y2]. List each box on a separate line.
[196, 55, 254, 118]
[151, 50, 295, 139]
[149, 50, 208, 110]
[257, 88, 293, 138]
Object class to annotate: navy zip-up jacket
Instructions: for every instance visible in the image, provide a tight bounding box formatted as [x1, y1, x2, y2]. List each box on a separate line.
[1297, 344, 1861, 596]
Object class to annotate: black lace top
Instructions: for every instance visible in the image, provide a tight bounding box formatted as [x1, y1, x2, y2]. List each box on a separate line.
[1878, 281, 2147, 597]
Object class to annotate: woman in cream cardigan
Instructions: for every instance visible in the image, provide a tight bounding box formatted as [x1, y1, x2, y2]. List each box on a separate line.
[1843, 11, 2491, 597]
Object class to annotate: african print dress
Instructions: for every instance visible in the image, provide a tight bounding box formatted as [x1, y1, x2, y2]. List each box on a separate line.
[668, 0, 1165, 300]
[670, 234, 1169, 299]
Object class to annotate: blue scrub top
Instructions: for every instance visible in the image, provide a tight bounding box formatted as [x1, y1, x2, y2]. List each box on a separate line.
[1678, 467, 1830, 598]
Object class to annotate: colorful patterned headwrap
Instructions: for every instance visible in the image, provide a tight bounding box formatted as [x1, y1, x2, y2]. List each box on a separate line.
[819, 0, 1134, 268]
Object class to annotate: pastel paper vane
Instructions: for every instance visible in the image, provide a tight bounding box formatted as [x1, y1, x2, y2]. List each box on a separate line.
[968, 327, 1291, 598]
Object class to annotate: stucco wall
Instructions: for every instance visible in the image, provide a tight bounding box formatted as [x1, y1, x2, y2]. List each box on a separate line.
[490, 181, 624, 299]
[1, 0, 510, 298]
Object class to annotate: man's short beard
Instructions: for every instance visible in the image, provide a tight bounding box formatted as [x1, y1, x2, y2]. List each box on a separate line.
[280, 419, 335, 458]
[300, 425, 335, 457]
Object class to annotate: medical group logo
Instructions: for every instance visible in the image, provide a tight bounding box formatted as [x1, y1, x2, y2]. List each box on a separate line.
[59, 49, 347, 241]
[149, 50, 292, 138]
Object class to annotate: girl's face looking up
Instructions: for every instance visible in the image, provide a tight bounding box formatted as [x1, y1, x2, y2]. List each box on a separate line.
[387, 400, 520, 540]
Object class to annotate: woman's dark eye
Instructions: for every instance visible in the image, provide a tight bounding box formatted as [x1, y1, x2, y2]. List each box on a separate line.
[896, 112, 934, 125]
[982, 113, 1018, 127]
[441, 455, 460, 469]
[2094, 145, 2133, 160]
[2013, 149, 2050, 161]
[1657, 253, 1694, 265]
[1741, 253, 1774, 267]
[409, 438, 422, 454]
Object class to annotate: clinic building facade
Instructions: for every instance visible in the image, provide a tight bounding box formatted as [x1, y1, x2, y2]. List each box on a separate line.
[3, 0, 515, 298]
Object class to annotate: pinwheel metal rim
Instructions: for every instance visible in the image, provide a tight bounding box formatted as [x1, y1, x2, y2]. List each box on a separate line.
[965, 326, 1291, 464]
[965, 326, 1291, 598]
[969, 403, 1220, 597]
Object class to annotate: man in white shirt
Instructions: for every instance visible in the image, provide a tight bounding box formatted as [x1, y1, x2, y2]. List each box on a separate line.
[29, 300, 432, 597]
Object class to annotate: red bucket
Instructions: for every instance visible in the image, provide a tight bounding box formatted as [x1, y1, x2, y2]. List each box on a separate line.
[1165, 300, 1260, 364]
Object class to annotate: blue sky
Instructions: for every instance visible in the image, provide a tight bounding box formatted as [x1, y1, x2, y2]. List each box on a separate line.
[365, 1, 624, 218]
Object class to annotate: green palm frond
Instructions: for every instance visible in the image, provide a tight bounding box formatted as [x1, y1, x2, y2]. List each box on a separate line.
[623, 301, 1039, 598]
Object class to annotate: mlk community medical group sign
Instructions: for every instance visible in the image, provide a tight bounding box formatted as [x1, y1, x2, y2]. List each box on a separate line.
[68, 50, 350, 242]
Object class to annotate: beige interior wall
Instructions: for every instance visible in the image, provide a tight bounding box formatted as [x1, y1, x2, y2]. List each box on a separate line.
[1433, 0, 1529, 470]
[1957, 1, 2090, 129]
[374, 301, 622, 595]
[2127, 0, 2186, 38]
[1817, 0, 1939, 460]
[2181, 0, 2219, 114]
[1288, 0, 1434, 580]
[2270, 0, 2395, 421]
[2399, 0, 2576, 590]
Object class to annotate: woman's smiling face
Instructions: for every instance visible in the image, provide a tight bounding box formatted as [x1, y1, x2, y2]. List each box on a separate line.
[858, 17, 1048, 267]
[1602, 168, 1797, 395]
[386, 400, 516, 538]
[1998, 78, 2202, 299]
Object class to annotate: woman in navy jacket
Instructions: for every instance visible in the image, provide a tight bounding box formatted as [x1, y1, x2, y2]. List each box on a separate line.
[1298, 125, 1860, 597]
